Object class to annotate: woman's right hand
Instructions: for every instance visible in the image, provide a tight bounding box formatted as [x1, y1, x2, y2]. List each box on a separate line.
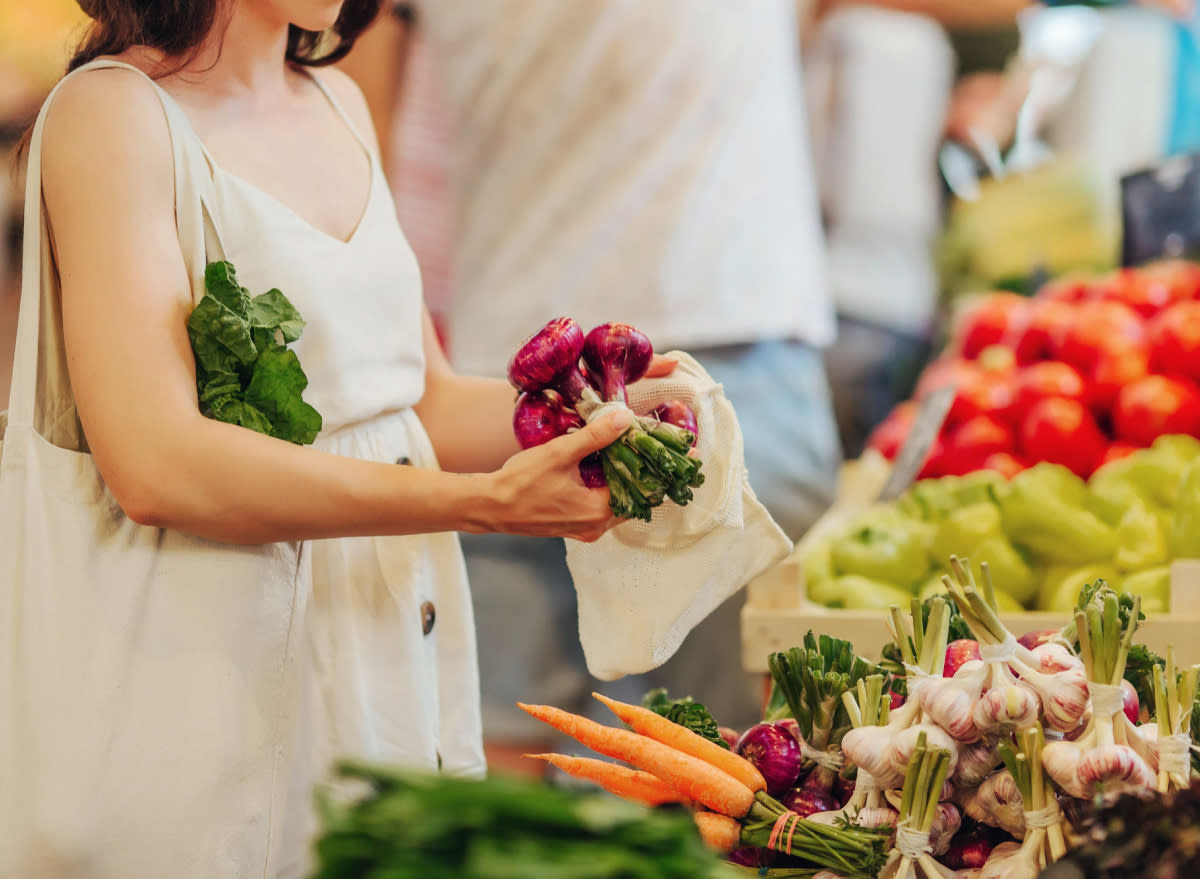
[480, 409, 633, 542]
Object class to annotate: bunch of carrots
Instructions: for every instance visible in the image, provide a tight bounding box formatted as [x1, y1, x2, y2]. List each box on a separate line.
[518, 694, 890, 878]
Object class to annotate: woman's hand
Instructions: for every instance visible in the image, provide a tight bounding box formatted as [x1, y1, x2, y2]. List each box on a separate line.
[479, 409, 634, 542]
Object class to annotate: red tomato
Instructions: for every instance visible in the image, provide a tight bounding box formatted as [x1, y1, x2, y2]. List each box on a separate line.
[1101, 267, 1183, 318]
[946, 415, 1014, 461]
[1112, 375, 1200, 446]
[946, 369, 1016, 427]
[1019, 397, 1108, 478]
[1051, 300, 1146, 375]
[1005, 299, 1077, 365]
[1011, 361, 1087, 422]
[865, 402, 917, 461]
[976, 345, 1018, 375]
[1087, 344, 1151, 414]
[981, 451, 1028, 479]
[1147, 301, 1200, 382]
[1037, 275, 1097, 304]
[914, 357, 980, 402]
[1102, 443, 1140, 465]
[954, 293, 1030, 359]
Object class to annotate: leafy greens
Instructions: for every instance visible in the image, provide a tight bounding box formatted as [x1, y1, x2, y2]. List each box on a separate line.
[187, 261, 322, 444]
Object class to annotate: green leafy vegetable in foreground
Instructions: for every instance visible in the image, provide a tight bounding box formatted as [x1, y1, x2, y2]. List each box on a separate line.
[187, 261, 322, 445]
[640, 688, 730, 750]
[310, 760, 735, 879]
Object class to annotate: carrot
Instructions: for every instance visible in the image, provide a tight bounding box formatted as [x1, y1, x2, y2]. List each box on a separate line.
[516, 702, 756, 817]
[524, 753, 690, 807]
[591, 691, 766, 793]
[692, 811, 742, 854]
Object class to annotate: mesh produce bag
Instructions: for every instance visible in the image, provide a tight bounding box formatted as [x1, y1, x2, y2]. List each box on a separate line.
[565, 352, 793, 681]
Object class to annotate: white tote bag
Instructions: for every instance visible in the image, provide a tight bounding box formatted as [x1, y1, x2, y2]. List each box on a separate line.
[0, 61, 309, 878]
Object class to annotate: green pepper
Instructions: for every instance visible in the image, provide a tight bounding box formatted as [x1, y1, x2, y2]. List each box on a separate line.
[929, 501, 1003, 565]
[1119, 566, 1171, 614]
[1094, 441, 1195, 509]
[899, 477, 962, 522]
[829, 517, 932, 588]
[1036, 562, 1121, 612]
[830, 575, 918, 611]
[1170, 457, 1200, 559]
[1087, 475, 1154, 528]
[969, 535, 1037, 607]
[1114, 504, 1169, 572]
[803, 539, 838, 605]
[998, 466, 1114, 565]
[950, 469, 1009, 507]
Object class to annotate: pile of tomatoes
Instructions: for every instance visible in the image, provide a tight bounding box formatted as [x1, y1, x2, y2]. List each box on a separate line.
[868, 260, 1200, 480]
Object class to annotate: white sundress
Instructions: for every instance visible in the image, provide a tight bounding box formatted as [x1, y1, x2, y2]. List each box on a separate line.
[3, 58, 484, 879]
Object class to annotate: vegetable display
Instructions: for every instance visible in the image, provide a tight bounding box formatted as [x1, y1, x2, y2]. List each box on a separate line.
[507, 557, 1200, 879]
[507, 317, 703, 521]
[868, 260, 1200, 481]
[187, 261, 322, 444]
[803, 443, 1200, 613]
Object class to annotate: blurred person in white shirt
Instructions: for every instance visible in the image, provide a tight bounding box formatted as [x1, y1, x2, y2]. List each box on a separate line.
[344, 0, 841, 772]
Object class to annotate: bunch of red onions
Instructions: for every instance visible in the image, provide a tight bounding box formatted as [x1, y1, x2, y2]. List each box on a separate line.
[507, 317, 704, 522]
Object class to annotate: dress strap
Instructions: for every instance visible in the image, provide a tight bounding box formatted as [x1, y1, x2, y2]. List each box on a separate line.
[304, 70, 380, 166]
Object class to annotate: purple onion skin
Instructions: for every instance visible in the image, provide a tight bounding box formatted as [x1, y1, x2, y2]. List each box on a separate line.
[582, 322, 654, 403]
[579, 453, 607, 488]
[942, 838, 994, 870]
[652, 400, 698, 443]
[778, 785, 837, 818]
[507, 318, 592, 402]
[773, 717, 802, 745]
[727, 848, 775, 868]
[833, 773, 855, 809]
[512, 392, 584, 450]
[735, 722, 803, 795]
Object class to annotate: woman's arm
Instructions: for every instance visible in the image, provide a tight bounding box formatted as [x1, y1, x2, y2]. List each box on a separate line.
[40, 68, 627, 546]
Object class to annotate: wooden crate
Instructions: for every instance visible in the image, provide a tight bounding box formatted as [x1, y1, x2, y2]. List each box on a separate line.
[741, 455, 1200, 671]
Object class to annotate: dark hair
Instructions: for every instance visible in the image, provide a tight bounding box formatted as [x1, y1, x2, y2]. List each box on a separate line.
[69, 0, 385, 72]
[12, 0, 383, 160]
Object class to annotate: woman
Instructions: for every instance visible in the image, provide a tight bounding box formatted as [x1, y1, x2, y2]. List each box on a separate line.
[1, 1, 661, 876]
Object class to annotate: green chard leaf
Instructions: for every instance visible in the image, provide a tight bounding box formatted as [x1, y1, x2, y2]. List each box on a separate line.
[640, 688, 730, 750]
[188, 260, 323, 445]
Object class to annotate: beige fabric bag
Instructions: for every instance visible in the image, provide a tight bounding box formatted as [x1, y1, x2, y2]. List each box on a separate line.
[565, 352, 793, 681]
[0, 61, 308, 878]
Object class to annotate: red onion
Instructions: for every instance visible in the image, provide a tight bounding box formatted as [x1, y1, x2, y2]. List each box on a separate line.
[507, 317, 594, 403]
[651, 400, 698, 446]
[578, 453, 606, 488]
[512, 391, 584, 450]
[718, 726, 741, 750]
[582, 322, 654, 404]
[778, 784, 837, 818]
[735, 722, 803, 795]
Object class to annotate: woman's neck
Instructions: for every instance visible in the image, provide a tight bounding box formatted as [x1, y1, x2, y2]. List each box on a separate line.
[158, 1, 295, 101]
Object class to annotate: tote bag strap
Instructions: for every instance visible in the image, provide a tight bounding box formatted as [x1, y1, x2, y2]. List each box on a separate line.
[5, 59, 225, 438]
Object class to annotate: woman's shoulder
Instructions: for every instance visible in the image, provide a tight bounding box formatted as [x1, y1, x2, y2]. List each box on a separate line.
[41, 56, 172, 155]
[38, 57, 175, 206]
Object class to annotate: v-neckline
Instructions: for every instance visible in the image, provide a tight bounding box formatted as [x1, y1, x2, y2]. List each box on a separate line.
[155, 70, 376, 248]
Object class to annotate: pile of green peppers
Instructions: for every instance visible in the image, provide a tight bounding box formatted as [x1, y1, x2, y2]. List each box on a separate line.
[805, 435, 1200, 613]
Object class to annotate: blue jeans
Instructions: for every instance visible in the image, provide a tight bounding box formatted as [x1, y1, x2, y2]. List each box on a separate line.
[465, 339, 841, 742]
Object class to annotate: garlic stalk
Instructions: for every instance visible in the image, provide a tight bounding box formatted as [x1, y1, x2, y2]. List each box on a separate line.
[877, 732, 956, 879]
[1041, 590, 1155, 799]
[1150, 647, 1198, 793]
[997, 725, 1067, 867]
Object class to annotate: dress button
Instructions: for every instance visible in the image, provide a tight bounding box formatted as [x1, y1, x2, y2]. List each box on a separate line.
[395, 455, 412, 466]
[420, 601, 436, 635]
